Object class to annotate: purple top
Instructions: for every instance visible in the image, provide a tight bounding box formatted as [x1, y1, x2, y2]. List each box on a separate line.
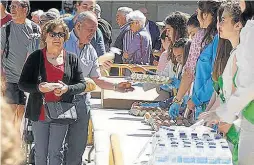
[126, 28, 152, 65]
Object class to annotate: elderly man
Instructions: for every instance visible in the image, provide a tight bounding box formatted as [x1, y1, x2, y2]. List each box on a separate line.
[123, 10, 152, 65]
[64, 11, 132, 165]
[64, 0, 105, 57]
[109, 7, 133, 75]
[1, 0, 40, 129]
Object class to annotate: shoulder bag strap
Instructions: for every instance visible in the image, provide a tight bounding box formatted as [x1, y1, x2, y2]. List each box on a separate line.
[37, 50, 46, 103]
[4, 23, 11, 58]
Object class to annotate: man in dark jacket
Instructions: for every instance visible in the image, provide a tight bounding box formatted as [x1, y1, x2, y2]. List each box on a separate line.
[110, 7, 133, 75]
[95, 4, 112, 52]
[139, 7, 161, 64]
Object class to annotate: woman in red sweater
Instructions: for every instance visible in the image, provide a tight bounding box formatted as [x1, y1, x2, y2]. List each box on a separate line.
[19, 19, 86, 165]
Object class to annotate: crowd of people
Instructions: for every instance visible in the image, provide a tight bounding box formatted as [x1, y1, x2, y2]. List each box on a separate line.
[1, 0, 254, 165]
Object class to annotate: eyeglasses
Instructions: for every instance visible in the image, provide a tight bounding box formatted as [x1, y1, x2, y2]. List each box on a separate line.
[9, 4, 22, 10]
[49, 32, 66, 38]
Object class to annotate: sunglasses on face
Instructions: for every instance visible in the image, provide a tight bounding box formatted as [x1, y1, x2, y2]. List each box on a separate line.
[49, 32, 66, 38]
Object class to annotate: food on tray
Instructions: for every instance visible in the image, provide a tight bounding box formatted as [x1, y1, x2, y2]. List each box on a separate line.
[129, 73, 171, 84]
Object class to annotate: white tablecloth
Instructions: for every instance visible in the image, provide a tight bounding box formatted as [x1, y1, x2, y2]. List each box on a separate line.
[90, 99, 153, 165]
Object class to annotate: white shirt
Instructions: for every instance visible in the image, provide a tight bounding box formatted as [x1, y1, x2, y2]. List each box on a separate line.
[216, 20, 254, 124]
[157, 60, 176, 78]
[145, 21, 150, 36]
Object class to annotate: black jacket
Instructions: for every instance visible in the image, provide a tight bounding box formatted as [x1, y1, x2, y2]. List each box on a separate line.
[148, 20, 161, 50]
[19, 49, 86, 121]
[98, 18, 112, 45]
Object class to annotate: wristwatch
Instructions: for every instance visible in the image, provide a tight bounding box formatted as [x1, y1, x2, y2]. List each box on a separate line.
[173, 97, 183, 104]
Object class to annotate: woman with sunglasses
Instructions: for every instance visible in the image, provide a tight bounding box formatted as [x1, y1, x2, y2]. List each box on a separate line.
[19, 19, 86, 165]
[169, 0, 221, 119]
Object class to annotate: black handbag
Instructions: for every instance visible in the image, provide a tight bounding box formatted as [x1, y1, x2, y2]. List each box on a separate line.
[38, 50, 77, 124]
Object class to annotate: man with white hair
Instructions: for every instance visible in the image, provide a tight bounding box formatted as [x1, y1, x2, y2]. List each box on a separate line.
[123, 10, 152, 65]
[64, 11, 132, 165]
[110, 6, 133, 75]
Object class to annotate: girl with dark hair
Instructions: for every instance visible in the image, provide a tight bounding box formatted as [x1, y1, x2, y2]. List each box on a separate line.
[129, 12, 189, 115]
[187, 13, 200, 39]
[239, 0, 254, 25]
[159, 38, 191, 110]
[201, 1, 254, 164]
[169, 0, 221, 119]
[200, 2, 242, 164]
[131, 38, 191, 115]
[163, 11, 188, 67]
[156, 11, 189, 78]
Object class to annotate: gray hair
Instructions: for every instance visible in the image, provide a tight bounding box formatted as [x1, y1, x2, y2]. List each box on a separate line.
[75, 11, 97, 25]
[95, 4, 101, 18]
[18, 0, 31, 16]
[31, 10, 44, 17]
[40, 11, 59, 21]
[127, 10, 146, 27]
[117, 7, 133, 17]
[48, 8, 60, 18]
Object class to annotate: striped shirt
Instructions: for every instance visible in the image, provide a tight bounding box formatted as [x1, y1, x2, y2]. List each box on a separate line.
[123, 30, 134, 52]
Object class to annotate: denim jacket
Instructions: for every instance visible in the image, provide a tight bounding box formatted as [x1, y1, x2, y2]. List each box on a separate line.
[191, 34, 219, 106]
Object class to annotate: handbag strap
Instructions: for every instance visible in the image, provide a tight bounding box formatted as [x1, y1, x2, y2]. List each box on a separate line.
[37, 50, 46, 103]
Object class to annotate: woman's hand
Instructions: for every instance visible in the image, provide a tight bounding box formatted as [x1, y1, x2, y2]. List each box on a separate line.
[102, 60, 113, 70]
[54, 81, 68, 96]
[187, 99, 195, 111]
[153, 60, 159, 66]
[84, 78, 97, 92]
[39, 82, 58, 93]
[218, 122, 232, 134]
[116, 82, 134, 92]
[123, 52, 129, 59]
